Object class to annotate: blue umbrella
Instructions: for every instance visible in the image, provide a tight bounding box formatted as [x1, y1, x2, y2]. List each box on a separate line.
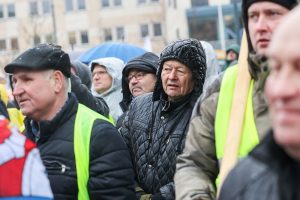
[78, 42, 147, 64]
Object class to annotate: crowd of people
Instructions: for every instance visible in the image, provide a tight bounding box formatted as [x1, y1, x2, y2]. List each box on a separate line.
[1, 0, 300, 199]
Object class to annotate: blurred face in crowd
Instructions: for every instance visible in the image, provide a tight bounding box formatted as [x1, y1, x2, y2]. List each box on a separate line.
[127, 69, 156, 97]
[226, 50, 238, 61]
[92, 65, 112, 94]
[265, 9, 300, 160]
[161, 60, 194, 102]
[12, 69, 63, 121]
[248, 2, 289, 56]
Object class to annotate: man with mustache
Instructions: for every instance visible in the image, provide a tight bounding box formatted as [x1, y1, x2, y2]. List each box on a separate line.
[117, 52, 159, 128]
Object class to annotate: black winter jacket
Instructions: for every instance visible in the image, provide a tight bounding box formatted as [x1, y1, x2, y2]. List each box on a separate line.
[120, 39, 206, 199]
[121, 93, 196, 199]
[219, 131, 300, 200]
[24, 93, 135, 200]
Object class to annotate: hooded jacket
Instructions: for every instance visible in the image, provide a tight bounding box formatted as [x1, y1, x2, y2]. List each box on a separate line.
[120, 39, 206, 200]
[175, 1, 298, 199]
[90, 57, 124, 122]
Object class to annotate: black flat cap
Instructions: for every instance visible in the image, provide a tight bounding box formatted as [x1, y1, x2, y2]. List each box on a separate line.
[5, 43, 71, 77]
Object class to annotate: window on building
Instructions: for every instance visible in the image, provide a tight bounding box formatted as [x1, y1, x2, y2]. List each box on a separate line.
[104, 28, 112, 41]
[78, 0, 86, 10]
[140, 24, 149, 38]
[11, 38, 19, 50]
[7, 4, 15, 17]
[189, 18, 218, 41]
[0, 5, 4, 18]
[173, 0, 177, 9]
[116, 27, 124, 40]
[114, 0, 122, 6]
[80, 31, 89, 44]
[68, 31, 76, 45]
[65, 0, 74, 11]
[0, 40, 6, 51]
[101, 0, 110, 7]
[42, 0, 51, 14]
[231, 0, 241, 3]
[45, 34, 53, 43]
[191, 0, 208, 7]
[153, 23, 162, 36]
[33, 35, 41, 45]
[30, 1, 38, 16]
[138, 0, 146, 4]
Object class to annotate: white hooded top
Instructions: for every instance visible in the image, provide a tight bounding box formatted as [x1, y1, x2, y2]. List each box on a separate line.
[90, 57, 124, 122]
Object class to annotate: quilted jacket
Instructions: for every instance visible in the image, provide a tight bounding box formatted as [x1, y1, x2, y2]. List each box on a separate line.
[120, 39, 206, 199]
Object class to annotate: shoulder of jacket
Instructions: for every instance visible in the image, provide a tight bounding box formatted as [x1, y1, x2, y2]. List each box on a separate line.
[220, 156, 269, 199]
[191, 73, 223, 118]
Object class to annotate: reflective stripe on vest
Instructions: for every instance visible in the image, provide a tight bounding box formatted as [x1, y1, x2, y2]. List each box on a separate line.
[215, 65, 259, 160]
[74, 103, 114, 200]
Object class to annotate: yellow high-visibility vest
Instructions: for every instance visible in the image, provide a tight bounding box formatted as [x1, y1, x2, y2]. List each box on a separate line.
[215, 65, 259, 161]
[74, 103, 114, 200]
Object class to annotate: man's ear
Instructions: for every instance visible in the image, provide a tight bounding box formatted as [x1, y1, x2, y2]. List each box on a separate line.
[52, 70, 65, 93]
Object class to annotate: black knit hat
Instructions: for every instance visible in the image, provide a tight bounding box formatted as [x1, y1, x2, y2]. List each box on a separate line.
[123, 52, 159, 77]
[242, 0, 298, 53]
[5, 43, 71, 77]
[153, 38, 206, 101]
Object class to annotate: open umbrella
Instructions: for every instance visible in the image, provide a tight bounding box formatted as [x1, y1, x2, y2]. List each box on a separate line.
[78, 42, 146, 64]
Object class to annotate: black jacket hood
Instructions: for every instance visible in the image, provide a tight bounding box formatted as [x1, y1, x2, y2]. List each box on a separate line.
[71, 60, 92, 89]
[153, 39, 206, 105]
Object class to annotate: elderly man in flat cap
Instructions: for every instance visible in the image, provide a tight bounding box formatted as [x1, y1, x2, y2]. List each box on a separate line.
[5, 43, 135, 200]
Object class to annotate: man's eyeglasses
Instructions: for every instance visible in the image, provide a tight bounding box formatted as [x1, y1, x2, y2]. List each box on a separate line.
[127, 72, 146, 83]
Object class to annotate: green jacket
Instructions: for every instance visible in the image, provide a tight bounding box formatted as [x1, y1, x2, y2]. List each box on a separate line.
[175, 63, 270, 200]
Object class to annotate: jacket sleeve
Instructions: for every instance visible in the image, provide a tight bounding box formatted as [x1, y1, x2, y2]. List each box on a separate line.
[174, 80, 221, 200]
[70, 74, 110, 117]
[88, 120, 136, 200]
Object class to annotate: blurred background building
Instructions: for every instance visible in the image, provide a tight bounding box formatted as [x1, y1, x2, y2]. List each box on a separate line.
[0, 0, 242, 68]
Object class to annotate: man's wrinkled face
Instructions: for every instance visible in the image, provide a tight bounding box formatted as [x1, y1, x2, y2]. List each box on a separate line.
[12, 69, 58, 121]
[248, 2, 289, 56]
[127, 69, 156, 97]
[92, 65, 112, 94]
[161, 60, 194, 101]
[266, 14, 300, 160]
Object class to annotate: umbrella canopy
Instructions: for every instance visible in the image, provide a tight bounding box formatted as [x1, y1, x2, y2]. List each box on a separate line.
[78, 42, 147, 64]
